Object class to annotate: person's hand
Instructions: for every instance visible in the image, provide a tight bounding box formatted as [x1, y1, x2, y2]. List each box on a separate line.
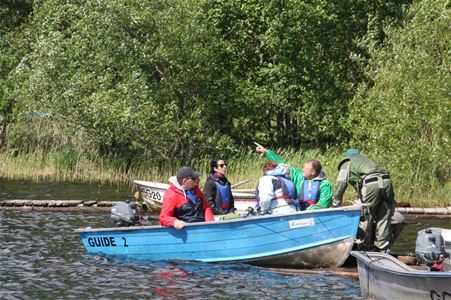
[254, 142, 267, 154]
[173, 219, 186, 230]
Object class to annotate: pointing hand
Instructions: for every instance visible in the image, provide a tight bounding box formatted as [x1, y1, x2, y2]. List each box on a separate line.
[254, 142, 267, 154]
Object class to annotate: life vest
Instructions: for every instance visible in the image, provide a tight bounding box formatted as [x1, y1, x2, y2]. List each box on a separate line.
[255, 175, 298, 211]
[174, 191, 205, 223]
[299, 179, 321, 209]
[338, 154, 387, 176]
[272, 176, 297, 203]
[215, 181, 231, 213]
[338, 154, 388, 193]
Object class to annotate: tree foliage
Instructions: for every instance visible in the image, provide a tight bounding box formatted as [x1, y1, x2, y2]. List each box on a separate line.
[203, 0, 407, 147]
[0, 0, 33, 146]
[349, 0, 449, 183]
[1, 0, 449, 203]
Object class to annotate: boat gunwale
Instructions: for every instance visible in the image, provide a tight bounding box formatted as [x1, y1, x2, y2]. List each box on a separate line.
[133, 180, 169, 190]
[75, 205, 362, 233]
[134, 180, 255, 197]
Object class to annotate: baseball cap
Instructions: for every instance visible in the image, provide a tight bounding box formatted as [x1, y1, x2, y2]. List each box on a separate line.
[344, 148, 360, 157]
[176, 167, 200, 180]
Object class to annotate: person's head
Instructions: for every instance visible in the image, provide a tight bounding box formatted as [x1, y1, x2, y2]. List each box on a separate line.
[176, 166, 200, 190]
[263, 161, 279, 173]
[302, 159, 322, 180]
[344, 148, 359, 157]
[210, 157, 227, 175]
[263, 161, 289, 177]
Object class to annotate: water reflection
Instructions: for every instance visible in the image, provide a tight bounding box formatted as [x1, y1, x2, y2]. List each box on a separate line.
[391, 216, 451, 254]
[0, 178, 132, 201]
[1, 210, 362, 299]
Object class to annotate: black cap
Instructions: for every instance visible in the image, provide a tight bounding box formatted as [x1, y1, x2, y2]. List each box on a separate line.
[176, 167, 200, 180]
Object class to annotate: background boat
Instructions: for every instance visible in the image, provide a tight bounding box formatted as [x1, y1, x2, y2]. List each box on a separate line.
[76, 205, 361, 268]
[134, 180, 256, 213]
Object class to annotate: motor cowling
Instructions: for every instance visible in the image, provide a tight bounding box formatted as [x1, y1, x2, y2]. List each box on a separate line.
[111, 201, 140, 226]
[415, 228, 448, 266]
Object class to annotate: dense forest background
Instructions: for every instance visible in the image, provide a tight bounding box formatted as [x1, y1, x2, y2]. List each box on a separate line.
[0, 0, 449, 204]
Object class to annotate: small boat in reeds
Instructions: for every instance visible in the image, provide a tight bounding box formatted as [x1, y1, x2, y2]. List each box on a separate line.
[133, 180, 255, 213]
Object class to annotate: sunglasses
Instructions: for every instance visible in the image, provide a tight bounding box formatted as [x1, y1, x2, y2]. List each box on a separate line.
[217, 163, 227, 168]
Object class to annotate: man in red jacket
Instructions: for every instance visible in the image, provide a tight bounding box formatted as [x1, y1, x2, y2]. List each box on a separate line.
[160, 167, 214, 229]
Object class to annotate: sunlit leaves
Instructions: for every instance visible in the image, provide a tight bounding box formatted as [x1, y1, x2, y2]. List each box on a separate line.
[349, 0, 449, 183]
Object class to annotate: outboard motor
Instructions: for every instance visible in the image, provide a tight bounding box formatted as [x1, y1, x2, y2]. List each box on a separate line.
[415, 228, 449, 271]
[111, 201, 140, 226]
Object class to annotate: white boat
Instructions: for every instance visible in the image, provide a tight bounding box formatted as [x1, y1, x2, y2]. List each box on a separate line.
[134, 180, 255, 213]
[351, 251, 451, 300]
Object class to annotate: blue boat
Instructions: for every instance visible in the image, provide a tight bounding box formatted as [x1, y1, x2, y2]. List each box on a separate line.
[76, 205, 361, 268]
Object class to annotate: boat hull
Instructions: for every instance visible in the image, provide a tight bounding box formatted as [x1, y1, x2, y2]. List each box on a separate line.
[246, 237, 355, 268]
[351, 251, 451, 300]
[77, 206, 361, 268]
[133, 180, 167, 212]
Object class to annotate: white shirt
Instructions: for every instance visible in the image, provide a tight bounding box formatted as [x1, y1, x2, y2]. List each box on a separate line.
[257, 175, 298, 215]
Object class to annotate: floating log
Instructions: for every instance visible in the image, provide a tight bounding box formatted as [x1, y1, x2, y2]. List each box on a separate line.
[230, 179, 252, 189]
[0, 200, 450, 216]
[268, 267, 359, 280]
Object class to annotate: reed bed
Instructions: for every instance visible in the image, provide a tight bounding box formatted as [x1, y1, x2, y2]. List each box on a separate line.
[0, 149, 448, 208]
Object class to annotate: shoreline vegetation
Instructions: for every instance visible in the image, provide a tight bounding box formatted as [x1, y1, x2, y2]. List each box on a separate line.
[0, 149, 448, 208]
[1, 1, 448, 210]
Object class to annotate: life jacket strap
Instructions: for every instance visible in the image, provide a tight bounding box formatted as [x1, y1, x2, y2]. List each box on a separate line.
[300, 200, 316, 205]
[271, 195, 295, 201]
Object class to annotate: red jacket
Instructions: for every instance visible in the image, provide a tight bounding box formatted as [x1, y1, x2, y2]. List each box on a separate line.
[160, 180, 214, 227]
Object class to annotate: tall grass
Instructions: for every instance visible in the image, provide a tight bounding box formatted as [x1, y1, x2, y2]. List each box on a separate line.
[0, 147, 449, 207]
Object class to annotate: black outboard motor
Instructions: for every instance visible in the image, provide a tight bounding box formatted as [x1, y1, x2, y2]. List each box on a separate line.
[111, 201, 140, 226]
[415, 228, 449, 271]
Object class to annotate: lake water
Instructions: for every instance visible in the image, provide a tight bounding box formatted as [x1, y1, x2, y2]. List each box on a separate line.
[1, 211, 450, 299]
[0, 178, 132, 201]
[1, 210, 363, 299]
[0, 180, 450, 299]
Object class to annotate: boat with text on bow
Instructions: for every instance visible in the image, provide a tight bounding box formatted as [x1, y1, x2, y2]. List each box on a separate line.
[134, 180, 255, 213]
[76, 205, 361, 268]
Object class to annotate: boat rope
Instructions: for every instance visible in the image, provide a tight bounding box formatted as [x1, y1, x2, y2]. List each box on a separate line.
[431, 257, 445, 271]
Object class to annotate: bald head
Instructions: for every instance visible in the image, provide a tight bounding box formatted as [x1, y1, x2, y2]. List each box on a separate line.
[302, 159, 322, 180]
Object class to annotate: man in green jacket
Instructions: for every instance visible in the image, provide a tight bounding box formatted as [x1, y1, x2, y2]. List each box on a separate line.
[255, 143, 333, 210]
[333, 148, 395, 252]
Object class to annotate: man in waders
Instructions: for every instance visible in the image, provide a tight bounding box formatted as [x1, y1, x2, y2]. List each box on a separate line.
[332, 148, 395, 252]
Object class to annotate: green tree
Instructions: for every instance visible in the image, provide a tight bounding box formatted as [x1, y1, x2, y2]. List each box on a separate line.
[349, 0, 450, 185]
[203, 0, 408, 148]
[0, 0, 33, 147]
[9, 0, 408, 164]
[13, 0, 236, 163]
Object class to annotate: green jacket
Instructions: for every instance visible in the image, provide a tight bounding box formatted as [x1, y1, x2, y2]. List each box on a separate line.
[334, 153, 388, 204]
[264, 150, 333, 210]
